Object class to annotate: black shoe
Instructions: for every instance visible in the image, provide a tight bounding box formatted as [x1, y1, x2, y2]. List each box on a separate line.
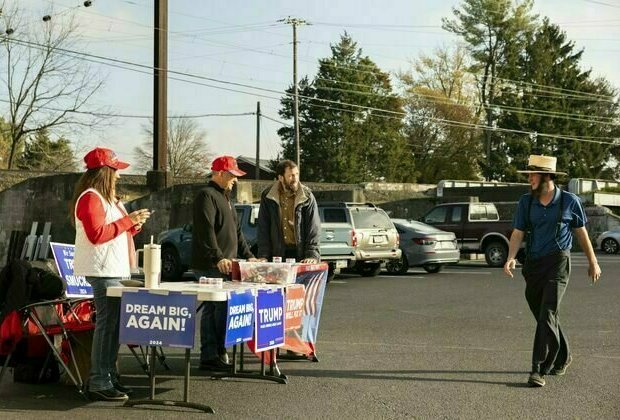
[89, 388, 129, 401]
[550, 355, 573, 376]
[527, 372, 545, 387]
[112, 381, 134, 395]
[199, 358, 232, 371]
[219, 353, 230, 364]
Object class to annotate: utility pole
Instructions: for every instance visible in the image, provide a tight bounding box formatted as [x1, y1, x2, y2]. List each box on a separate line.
[278, 17, 309, 169]
[148, 0, 169, 191]
[255, 101, 261, 180]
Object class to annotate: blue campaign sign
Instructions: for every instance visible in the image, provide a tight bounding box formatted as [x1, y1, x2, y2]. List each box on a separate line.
[254, 289, 285, 352]
[119, 290, 197, 349]
[49, 242, 93, 298]
[224, 290, 255, 347]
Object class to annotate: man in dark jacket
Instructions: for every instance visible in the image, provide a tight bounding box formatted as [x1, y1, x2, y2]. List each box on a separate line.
[257, 160, 321, 263]
[191, 155, 256, 371]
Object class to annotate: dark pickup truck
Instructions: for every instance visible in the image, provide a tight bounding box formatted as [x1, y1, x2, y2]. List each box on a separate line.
[421, 202, 522, 267]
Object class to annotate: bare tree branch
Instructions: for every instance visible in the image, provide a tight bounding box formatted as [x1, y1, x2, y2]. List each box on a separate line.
[134, 118, 212, 177]
[0, 4, 106, 169]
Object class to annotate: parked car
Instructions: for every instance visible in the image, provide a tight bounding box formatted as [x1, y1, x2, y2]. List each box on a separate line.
[318, 202, 401, 277]
[596, 229, 620, 254]
[420, 202, 524, 267]
[385, 219, 460, 274]
[158, 204, 355, 281]
[158, 204, 260, 280]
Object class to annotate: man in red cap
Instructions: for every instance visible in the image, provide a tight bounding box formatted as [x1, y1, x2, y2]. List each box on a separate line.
[191, 155, 257, 371]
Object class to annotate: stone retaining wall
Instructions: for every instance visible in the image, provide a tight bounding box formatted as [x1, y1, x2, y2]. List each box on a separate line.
[1, 171, 611, 267]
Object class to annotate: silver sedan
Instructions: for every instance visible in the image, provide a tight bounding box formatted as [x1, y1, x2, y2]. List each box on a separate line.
[386, 219, 460, 274]
[596, 229, 620, 254]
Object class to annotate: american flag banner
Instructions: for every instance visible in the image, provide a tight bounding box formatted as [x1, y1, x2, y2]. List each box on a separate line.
[283, 263, 328, 356]
[303, 271, 324, 316]
[249, 263, 328, 361]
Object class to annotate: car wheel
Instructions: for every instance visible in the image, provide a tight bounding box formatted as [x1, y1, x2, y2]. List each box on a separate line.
[423, 264, 443, 273]
[385, 254, 409, 275]
[357, 262, 382, 277]
[484, 241, 507, 267]
[601, 237, 619, 254]
[161, 246, 183, 281]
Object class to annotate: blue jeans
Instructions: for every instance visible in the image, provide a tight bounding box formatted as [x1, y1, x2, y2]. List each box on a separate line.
[194, 269, 228, 362]
[86, 277, 123, 391]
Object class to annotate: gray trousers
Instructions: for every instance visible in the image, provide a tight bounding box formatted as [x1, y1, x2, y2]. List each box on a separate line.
[522, 251, 571, 374]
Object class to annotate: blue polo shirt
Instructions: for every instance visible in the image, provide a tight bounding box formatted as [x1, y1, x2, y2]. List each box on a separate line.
[513, 188, 587, 259]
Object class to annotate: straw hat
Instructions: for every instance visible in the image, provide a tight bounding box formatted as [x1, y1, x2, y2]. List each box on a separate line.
[517, 155, 567, 175]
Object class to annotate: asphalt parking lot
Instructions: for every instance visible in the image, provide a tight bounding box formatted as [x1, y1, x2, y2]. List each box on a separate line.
[1, 253, 618, 419]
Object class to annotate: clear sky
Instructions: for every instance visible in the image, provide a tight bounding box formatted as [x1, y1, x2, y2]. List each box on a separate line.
[12, 0, 620, 173]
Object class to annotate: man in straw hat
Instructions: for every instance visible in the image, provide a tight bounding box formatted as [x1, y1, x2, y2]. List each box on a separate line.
[504, 154, 601, 387]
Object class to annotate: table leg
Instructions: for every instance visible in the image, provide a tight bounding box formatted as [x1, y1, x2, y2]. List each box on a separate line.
[269, 349, 275, 376]
[231, 344, 238, 374]
[149, 346, 156, 400]
[211, 346, 287, 384]
[124, 346, 215, 413]
[183, 348, 190, 402]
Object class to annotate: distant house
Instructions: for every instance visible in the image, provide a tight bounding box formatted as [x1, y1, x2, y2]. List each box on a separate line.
[236, 155, 275, 180]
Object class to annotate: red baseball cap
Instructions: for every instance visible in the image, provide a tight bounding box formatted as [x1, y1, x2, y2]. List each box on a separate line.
[84, 147, 130, 170]
[211, 155, 246, 177]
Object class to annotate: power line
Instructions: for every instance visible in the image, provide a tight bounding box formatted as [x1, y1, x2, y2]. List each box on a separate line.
[261, 113, 292, 127]
[28, 3, 618, 103]
[582, 0, 620, 8]
[315, 84, 619, 127]
[0, 97, 255, 119]
[3, 35, 617, 147]
[42, 0, 285, 40]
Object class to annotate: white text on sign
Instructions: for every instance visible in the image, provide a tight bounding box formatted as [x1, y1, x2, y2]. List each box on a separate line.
[124, 303, 193, 332]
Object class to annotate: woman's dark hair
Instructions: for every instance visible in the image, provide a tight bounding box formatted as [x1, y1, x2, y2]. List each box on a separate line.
[68, 166, 117, 225]
[275, 160, 297, 178]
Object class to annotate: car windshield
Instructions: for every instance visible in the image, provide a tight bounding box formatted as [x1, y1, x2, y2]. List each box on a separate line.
[351, 209, 393, 229]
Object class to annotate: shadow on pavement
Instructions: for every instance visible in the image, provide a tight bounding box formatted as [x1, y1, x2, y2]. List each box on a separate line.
[0, 375, 177, 411]
[280, 368, 529, 387]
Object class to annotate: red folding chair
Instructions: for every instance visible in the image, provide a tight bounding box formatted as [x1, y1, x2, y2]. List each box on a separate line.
[0, 298, 95, 398]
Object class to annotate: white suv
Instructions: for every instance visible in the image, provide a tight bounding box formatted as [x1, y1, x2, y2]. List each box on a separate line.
[317, 203, 401, 277]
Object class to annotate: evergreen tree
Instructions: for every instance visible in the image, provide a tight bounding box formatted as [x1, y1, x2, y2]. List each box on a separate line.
[495, 19, 620, 180]
[443, 0, 538, 180]
[278, 33, 415, 183]
[17, 130, 77, 171]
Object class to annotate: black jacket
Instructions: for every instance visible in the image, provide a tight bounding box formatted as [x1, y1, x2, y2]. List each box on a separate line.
[191, 181, 253, 271]
[257, 182, 321, 261]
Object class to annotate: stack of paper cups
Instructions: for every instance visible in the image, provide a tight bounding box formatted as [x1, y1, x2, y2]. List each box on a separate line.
[143, 242, 161, 289]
